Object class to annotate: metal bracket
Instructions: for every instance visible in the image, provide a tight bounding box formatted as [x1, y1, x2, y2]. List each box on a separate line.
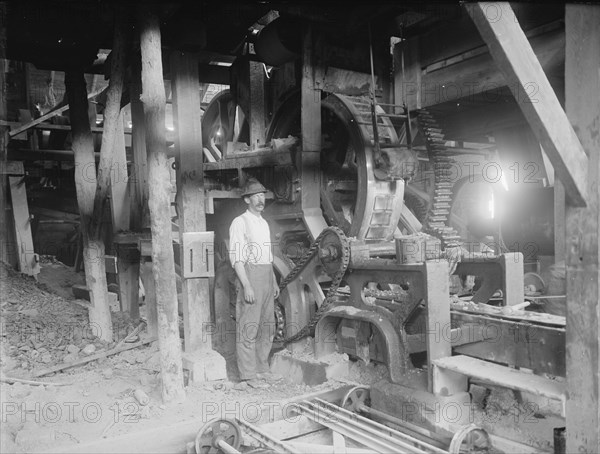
[182, 232, 215, 278]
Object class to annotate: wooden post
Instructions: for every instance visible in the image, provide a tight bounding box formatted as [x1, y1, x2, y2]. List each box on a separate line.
[138, 8, 185, 402]
[65, 71, 113, 342]
[395, 37, 421, 112]
[90, 13, 128, 240]
[300, 25, 327, 239]
[130, 59, 153, 328]
[129, 62, 151, 231]
[554, 181, 566, 262]
[170, 51, 211, 352]
[109, 116, 139, 318]
[1, 14, 10, 265]
[565, 5, 600, 452]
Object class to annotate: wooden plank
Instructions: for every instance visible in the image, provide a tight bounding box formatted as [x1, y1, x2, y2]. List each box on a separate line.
[8, 86, 107, 138]
[171, 51, 212, 353]
[465, 2, 588, 207]
[139, 7, 185, 402]
[564, 5, 600, 452]
[0, 161, 24, 175]
[203, 150, 292, 171]
[424, 260, 451, 392]
[301, 25, 328, 239]
[8, 176, 40, 277]
[433, 355, 566, 404]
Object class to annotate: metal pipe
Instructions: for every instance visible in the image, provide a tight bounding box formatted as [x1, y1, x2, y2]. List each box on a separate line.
[234, 418, 301, 454]
[352, 403, 449, 449]
[216, 439, 242, 454]
[312, 399, 448, 454]
[293, 403, 412, 454]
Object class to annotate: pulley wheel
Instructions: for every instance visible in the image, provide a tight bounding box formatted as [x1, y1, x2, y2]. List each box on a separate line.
[195, 418, 242, 454]
[449, 424, 491, 454]
[340, 386, 371, 413]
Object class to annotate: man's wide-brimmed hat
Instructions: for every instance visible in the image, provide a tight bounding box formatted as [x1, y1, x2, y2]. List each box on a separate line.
[241, 178, 267, 197]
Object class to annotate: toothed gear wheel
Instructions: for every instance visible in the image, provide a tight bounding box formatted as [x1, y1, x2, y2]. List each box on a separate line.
[418, 110, 462, 250]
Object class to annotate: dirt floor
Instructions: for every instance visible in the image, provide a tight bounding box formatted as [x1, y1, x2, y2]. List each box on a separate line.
[0, 259, 380, 454]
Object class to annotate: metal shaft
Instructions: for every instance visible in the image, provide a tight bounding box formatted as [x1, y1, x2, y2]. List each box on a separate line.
[216, 439, 242, 454]
[234, 417, 301, 454]
[312, 399, 448, 454]
[354, 403, 449, 449]
[293, 403, 411, 453]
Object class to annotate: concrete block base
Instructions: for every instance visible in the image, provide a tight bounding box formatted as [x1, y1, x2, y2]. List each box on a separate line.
[182, 350, 227, 383]
[270, 350, 349, 386]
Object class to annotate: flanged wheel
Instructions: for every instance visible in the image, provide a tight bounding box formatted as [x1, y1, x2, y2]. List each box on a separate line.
[195, 418, 242, 454]
[449, 424, 491, 454]
[340, 386, 371, 413]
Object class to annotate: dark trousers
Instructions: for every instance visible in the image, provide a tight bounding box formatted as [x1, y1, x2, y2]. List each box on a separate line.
[235, 264, 275, 380]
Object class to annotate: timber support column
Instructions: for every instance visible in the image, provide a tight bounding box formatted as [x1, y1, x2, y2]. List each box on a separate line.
[130, 61, 157, 336]
[565, 5, 600, 452]
[171, 51, 226, 383]
[65, 72, 113, 342]
[138, 8, 185, 402]
[300, 24, 327, 239]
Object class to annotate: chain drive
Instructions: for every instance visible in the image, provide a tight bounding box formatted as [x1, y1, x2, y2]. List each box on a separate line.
[276, 226, 350, 344]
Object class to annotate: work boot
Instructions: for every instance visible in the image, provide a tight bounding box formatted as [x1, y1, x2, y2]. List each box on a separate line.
[256, 372, 283, 383]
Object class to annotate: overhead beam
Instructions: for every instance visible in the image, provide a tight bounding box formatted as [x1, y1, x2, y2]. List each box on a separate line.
[418, 26, 564, 110]
[465, 2, 588, 207]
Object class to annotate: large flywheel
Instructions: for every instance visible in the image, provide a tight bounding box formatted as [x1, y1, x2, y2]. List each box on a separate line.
[268, 91, 415, 242]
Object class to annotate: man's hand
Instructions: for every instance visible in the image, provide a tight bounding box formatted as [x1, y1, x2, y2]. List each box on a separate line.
[243, 284, 256, 304]
[274, 285, 280, 299]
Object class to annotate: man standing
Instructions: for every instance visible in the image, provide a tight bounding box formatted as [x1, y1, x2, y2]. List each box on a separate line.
[229, 178, 282, 386]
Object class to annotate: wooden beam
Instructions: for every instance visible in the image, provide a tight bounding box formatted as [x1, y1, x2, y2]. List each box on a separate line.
[395, 37, 421, 112]
[171, 51, 211, 352]
[564, 5, 600, 452]
[300, 25, 327, 239]
[8, 176, 40, 277]
[138, 7, 185, 403]
[419, 26, 565, 109]
[108, 116, 138, 318]
[8, 87, 107, 138]
[129, 60, 151, 231]
[90, 13, 128, 240]
[465, 2, 588, 207]
[65, 71, 113, 342]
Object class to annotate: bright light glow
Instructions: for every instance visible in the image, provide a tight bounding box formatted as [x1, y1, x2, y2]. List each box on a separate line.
[489, 191, 495, 219]
[500, 172, 509, 191]
[166, 126, 174, 132]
